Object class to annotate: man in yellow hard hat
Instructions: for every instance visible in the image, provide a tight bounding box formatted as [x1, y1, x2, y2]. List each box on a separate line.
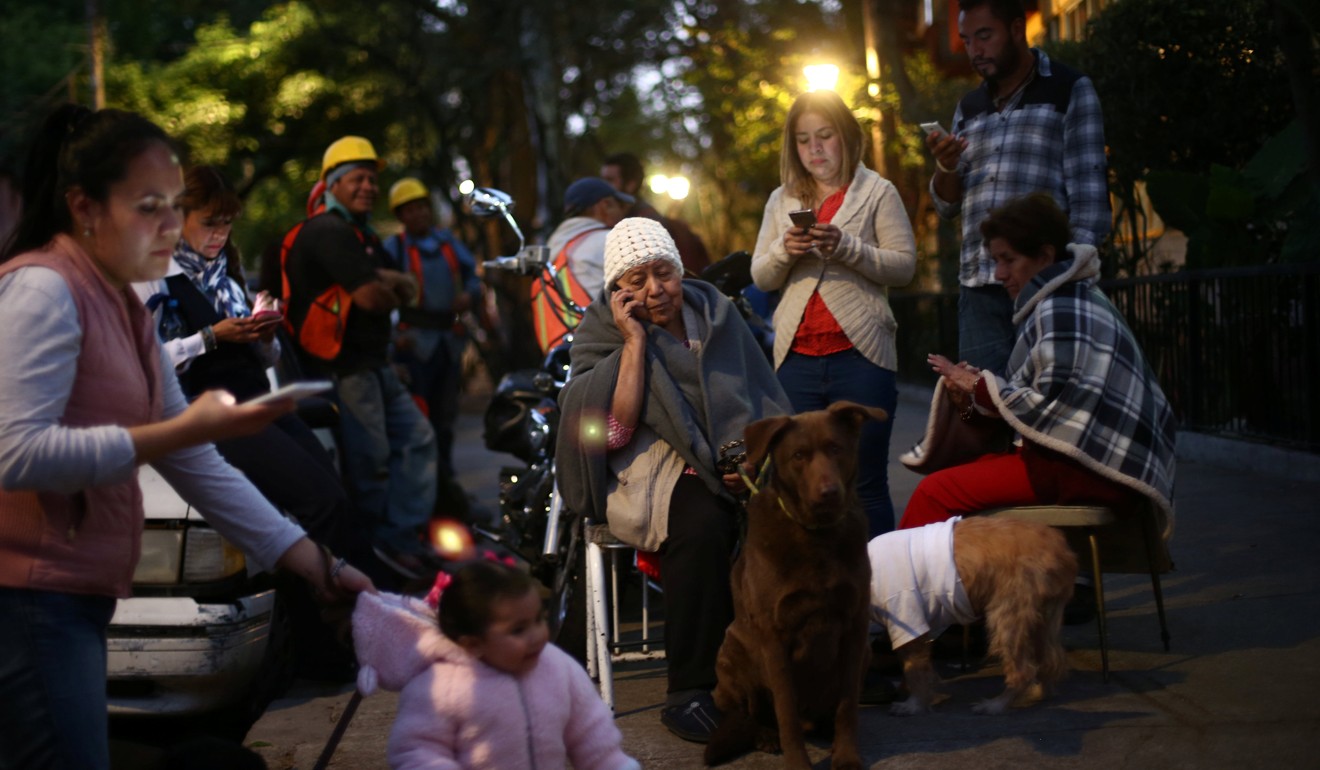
[279, 136, 439, 576]
[384, 177, 479, 514]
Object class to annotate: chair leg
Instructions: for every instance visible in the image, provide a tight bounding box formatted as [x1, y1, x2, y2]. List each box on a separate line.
[1087, 530, 1109, 683]
[1140, 510, 1172, 651]
[610, 550, 621, 647]
[641, 561, 652, 654]
[586, 540, 614, 709]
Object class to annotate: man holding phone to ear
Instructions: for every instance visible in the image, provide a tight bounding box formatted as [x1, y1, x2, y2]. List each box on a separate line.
[928, 0, 1110, 373]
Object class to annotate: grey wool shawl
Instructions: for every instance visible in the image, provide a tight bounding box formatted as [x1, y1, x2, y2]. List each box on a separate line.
[557, 279, 791, 526]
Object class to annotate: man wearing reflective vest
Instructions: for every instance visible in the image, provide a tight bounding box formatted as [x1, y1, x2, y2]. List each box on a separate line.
[535, 177, 631, 352]
[281, 137, 438, 575]
[384, 177, 479, 507]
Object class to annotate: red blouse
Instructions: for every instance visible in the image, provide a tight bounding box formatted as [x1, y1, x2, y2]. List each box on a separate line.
[789, 186, 852, 356]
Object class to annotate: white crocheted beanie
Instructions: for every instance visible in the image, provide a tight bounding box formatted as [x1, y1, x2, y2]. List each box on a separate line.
[603, 217, 683, 291]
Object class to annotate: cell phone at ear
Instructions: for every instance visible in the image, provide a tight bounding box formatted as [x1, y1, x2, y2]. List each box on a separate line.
[788, 209, 816, 230]
[920, 121, 947, 139]
[245, 380, 334, 406]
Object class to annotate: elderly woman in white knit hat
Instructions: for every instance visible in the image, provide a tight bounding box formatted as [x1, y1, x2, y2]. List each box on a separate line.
[558, 217, 791, 743]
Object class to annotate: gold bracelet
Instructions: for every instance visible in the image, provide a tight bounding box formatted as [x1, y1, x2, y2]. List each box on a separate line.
[936, 158, 958, 174]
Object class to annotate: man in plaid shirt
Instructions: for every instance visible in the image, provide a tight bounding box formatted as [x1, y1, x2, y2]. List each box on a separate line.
[928, 0, 1110, 373]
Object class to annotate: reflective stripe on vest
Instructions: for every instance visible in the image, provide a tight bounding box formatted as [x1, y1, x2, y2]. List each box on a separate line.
[531, 228, 601, 353]
[279, 217, 363, 362]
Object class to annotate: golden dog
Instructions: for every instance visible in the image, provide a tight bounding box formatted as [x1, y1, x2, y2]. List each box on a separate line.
[868, 515, 1077, 715]
[705, 402, 886, 770]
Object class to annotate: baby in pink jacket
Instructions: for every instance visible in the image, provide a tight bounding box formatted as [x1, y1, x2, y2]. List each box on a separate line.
[353, 560, 640, 770]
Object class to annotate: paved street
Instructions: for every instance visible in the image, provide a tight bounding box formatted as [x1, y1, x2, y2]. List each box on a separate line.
[248, 385, 1320, 769]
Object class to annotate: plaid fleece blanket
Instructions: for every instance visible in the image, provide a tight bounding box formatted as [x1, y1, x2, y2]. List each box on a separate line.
[985, 244, 1177, 535]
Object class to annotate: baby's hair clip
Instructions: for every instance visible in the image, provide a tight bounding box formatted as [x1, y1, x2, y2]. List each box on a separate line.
[424, 570, 453, 610]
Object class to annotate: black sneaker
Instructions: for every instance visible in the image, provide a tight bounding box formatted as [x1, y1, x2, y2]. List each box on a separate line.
[661, 692, 721, 743]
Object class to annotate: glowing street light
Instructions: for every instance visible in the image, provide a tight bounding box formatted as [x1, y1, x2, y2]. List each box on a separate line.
[648, 173, 691, 201]
[804, 63, 839, 92]
[666, 175, 690, 201]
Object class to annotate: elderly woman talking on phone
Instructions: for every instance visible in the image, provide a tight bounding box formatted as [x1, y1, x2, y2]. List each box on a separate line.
[558, 217, 791, 743]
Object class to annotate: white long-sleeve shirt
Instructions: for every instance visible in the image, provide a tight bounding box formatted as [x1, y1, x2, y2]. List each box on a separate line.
[0, 266, 303, 572]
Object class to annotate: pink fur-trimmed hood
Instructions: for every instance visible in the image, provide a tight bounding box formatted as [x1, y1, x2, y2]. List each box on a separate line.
[352, 590, 471, 695]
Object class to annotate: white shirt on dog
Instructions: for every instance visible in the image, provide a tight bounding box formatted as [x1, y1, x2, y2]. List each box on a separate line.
[868, 517, 976, 648]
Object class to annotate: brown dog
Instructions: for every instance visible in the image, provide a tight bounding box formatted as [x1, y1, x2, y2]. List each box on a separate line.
[868, 515, 1077, 715]
[705, 401, 886, 770]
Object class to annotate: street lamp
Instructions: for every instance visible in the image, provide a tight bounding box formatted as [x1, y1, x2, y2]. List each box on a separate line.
[666, 176, 690, 201]
[804, 63, 839, 92]
[648, 173, 691, 202]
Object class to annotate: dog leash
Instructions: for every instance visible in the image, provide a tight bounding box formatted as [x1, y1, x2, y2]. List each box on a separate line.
[311, 689, 363, 770]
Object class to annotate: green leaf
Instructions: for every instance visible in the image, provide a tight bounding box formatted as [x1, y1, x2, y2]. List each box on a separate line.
[1146, 170, 1210, 232]
[1243, 119, 1306, 201]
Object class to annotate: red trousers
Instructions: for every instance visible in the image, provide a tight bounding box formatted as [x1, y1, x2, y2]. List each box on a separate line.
[899, 442, 1137, 529]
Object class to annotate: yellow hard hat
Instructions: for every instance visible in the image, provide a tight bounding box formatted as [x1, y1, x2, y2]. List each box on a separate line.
[389, 177, 430, 211]
[320, 136, 385, 181]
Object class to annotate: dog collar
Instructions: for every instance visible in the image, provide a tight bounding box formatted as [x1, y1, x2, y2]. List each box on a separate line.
[740, 456, 846, 531]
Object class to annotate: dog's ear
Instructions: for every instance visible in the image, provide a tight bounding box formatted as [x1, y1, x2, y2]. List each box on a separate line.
[827, 400, 889, 429]
[744, 414, 794, 469]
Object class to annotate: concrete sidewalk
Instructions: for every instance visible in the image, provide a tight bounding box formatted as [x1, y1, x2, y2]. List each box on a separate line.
[249, 386, 1320, 769]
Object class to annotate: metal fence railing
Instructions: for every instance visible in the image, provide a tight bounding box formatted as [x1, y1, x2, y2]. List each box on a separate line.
[890, 263, 1320, 453]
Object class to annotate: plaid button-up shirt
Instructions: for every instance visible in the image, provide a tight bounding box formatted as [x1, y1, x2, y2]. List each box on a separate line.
[932, 49, 1111, 287]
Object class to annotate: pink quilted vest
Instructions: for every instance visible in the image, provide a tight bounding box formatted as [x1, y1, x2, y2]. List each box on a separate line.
[0, 234, 163, 598]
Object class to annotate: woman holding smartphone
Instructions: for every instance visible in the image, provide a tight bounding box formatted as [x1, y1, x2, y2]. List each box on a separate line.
[0, 105, 373, 770]
[751, 89, 917, 538]
[136, 166, 398, 594]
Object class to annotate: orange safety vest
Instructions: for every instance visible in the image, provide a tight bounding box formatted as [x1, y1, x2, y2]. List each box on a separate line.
[279, 216, 365, 362]
[531, 228, 602, 353]
[391, 233, 462, 322]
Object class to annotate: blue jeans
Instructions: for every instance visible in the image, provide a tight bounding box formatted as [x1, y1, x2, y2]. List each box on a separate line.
[957, 284, 1015, 374]
[776, 349, 899, 537]
[0, 587, 116, 770]
[335, 366, 438, 550]
[396, 330, 464, 480]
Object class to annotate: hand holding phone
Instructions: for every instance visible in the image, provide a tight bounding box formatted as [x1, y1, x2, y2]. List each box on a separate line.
[246, 380, 334, 406]
[788, 209, 817, 232]
[919, 121, 947, 139]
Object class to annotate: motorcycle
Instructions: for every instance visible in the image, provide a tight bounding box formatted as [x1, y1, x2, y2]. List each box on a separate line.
[466, 188, 587, 658]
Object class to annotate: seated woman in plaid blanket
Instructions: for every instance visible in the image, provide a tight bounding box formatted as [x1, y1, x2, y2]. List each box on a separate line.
[899, 193, 1176, 539]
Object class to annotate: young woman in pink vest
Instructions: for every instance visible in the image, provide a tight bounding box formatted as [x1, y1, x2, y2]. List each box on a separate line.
[0, 105, 374, 770]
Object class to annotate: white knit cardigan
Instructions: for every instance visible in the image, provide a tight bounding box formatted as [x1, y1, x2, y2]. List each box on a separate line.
[751, 164, 917, 371]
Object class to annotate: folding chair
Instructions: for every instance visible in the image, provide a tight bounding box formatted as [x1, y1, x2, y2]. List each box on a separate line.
[583, 521, 666, 709]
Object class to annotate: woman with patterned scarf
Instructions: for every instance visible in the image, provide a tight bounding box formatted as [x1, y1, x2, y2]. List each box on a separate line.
[899, 193, 1176, 538]
[134, 166, 399, 618]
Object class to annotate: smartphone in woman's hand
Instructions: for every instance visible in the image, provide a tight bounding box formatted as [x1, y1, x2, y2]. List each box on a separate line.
[788, 209, 816, 231]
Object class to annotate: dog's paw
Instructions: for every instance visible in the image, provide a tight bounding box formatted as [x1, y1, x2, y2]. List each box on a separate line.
[971, 696, 1011, 715]
[754, 727, 781, 754]
[888, 697, 930, 716]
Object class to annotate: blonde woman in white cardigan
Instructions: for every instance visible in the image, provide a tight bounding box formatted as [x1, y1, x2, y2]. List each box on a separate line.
[751, 90, 917, 537]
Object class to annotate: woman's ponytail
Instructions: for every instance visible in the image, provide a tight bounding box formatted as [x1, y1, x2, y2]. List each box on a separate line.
[1, 105, 172, 262]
